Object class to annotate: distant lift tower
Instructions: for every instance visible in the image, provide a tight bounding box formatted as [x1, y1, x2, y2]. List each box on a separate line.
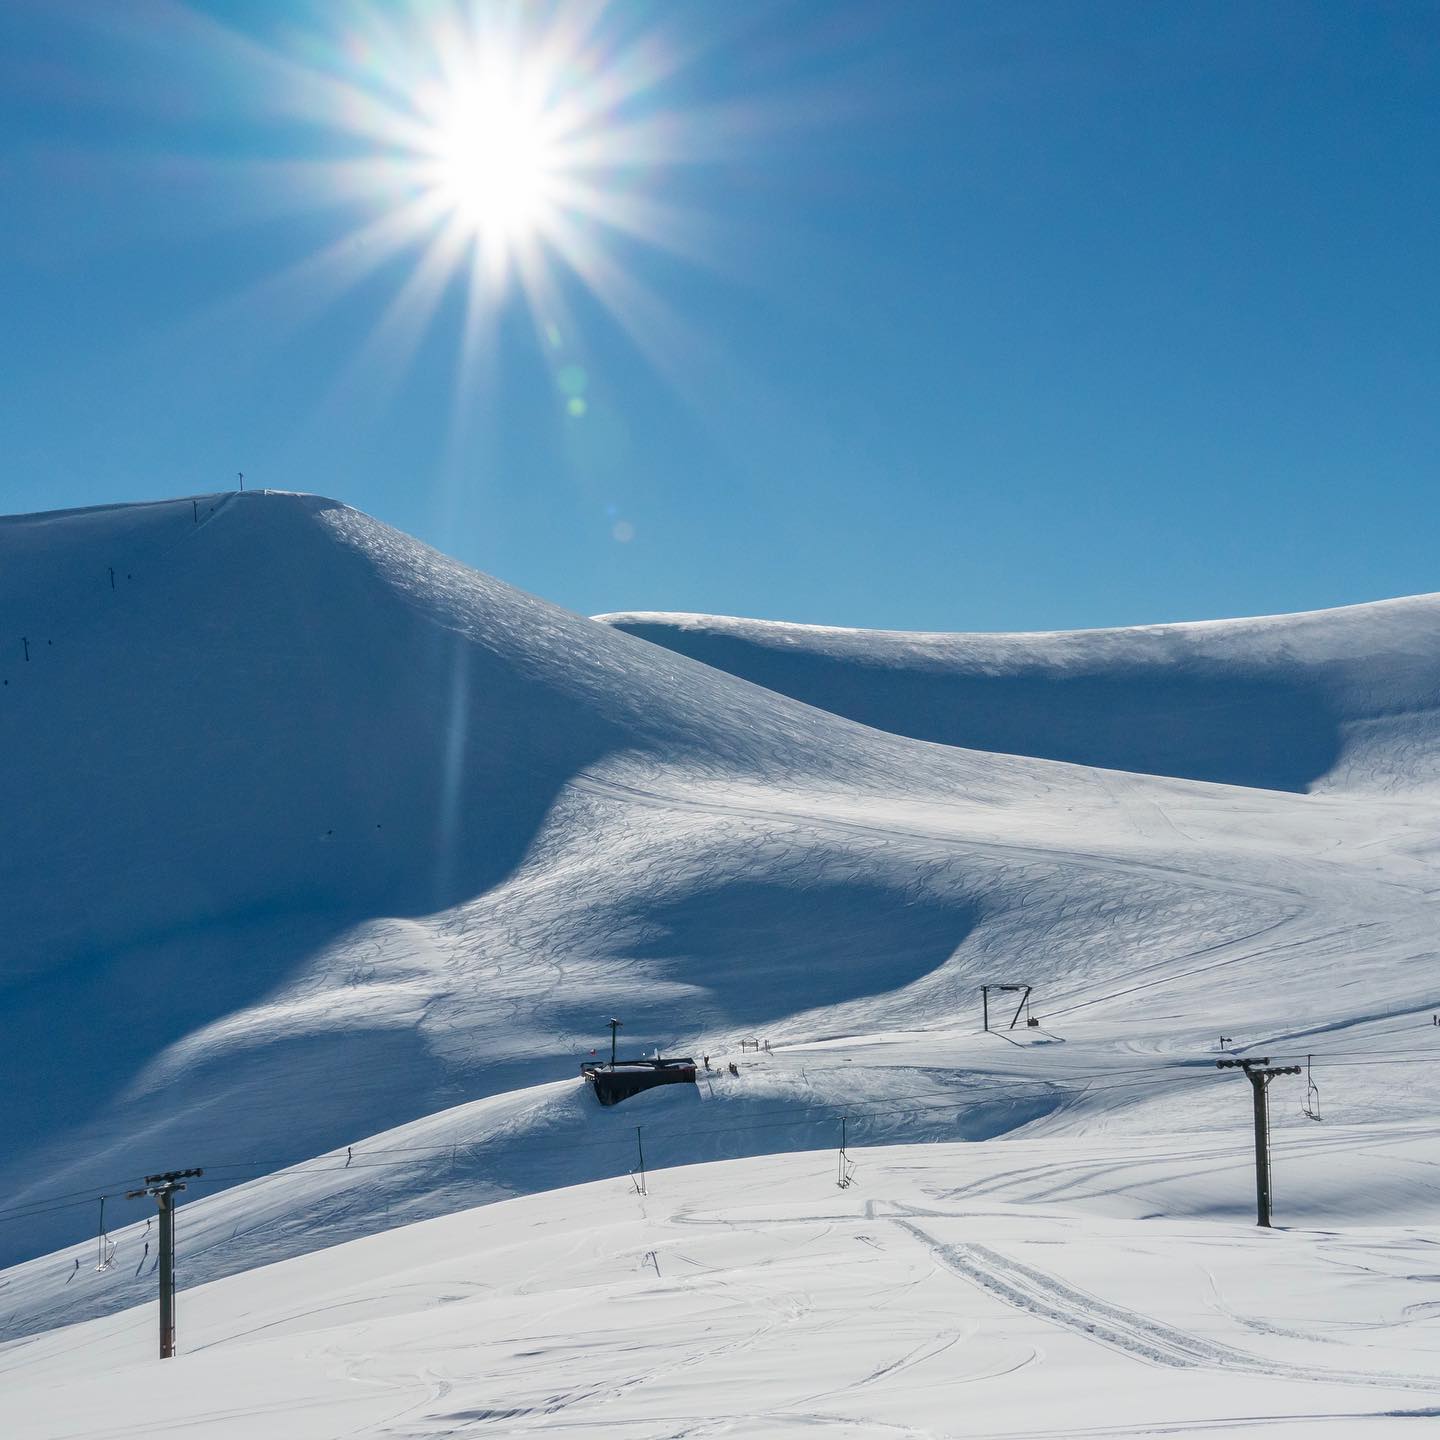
[1216, 1059, 1300, 1227]
[126, 1168, 203, 1358]
[982, 984, 1033, 1032]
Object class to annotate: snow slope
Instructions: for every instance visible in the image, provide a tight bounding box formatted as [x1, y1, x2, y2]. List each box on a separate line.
[598, 602, 1440, 793]
[4, 491, 1439, 1377]
[7, 1134, 1440, 1439]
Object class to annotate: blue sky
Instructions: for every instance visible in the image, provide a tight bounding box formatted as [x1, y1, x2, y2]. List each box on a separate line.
[2, 1, 1436, 631]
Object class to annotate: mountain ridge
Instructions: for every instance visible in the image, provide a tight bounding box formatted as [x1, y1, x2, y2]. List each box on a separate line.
[599, 596, 1440, 793]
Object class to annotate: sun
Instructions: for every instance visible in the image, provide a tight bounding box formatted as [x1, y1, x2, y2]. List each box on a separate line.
[433, 91, 555, 239]
[189, 1, 748, 418]
[419, 53, 565, 260]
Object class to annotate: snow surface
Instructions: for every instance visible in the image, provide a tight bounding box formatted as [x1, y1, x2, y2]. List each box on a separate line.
[597, 603, 1440, 794]
[7, 1134, 1440, 1437]
[3, 492, 1440, 1434]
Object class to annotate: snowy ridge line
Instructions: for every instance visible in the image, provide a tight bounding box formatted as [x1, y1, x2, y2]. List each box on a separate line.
[0, 1061, 1223, 1199]
[892, 1217, 1440, 1393]
[598, 592, 1440, 644]
[0, 1068, 1220, 1237]
[7, 1033, 1437, 1234]
[0, 493, 241, 527]
[601, 597, 1440, 793]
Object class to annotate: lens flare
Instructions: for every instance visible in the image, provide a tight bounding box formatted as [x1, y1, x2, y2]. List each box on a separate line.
[233, 0, 718, 408]
[139, 0, 809, 429]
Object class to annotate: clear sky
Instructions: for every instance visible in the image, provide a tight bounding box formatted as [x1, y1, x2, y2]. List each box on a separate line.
[2, 1, 1436, 632]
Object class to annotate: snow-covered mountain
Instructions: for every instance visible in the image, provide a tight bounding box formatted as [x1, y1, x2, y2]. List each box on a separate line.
[3, 491, 1438, 1366]
[599, 601, 1440, 793]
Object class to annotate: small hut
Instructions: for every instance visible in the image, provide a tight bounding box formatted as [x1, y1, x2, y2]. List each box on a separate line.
[581, 1056, 697, 1106]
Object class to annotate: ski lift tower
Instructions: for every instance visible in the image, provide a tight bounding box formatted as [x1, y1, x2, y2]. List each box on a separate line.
[126, 1168, 203, 1358]
[982, 984, 1034, 1032]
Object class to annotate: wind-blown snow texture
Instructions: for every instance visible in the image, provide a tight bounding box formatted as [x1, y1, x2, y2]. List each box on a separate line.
[3, 492, 1439, 1430]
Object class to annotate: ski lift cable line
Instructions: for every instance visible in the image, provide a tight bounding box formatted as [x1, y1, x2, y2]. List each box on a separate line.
[0, 1059, 1351, 1226]
[29, 1076, 1261, 1304]
[189, 1061, 1230, 1165]
[12, 1069, 1337, 1294]
[25, 1097, 1437, 1332]
[179, 1074, 1158, 1172]
[0, 1196, 116, 1229]
[168, 1115, 1421, 1280]
[15, 1052, 1430, 1241]
[1241, 1054, 1439, 1068]
[6, 1047, 1430, 1227]
[179, 1072, 1217, 1184]
[0, 1177, 155, 1222]
[193, 1070, 1208, 1162]
[166, 1078, 1222, 1264]
[786, 1059, 1241, 1085]
[8, 1072, 1216, 1234]
[1039, 922, 1384, 1019]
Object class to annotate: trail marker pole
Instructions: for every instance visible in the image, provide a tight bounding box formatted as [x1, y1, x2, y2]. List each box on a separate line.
[634, 1126, 646, 1196]
[126, 1168, 202, 1357]
[1216, 1060, 1299, 1227]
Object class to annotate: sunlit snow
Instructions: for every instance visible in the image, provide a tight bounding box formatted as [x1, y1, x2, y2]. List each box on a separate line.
[3, 492, 1439, 1436]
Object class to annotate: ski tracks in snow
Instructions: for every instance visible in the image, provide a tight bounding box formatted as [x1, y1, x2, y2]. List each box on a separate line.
[891, 1214, 1440, 1396]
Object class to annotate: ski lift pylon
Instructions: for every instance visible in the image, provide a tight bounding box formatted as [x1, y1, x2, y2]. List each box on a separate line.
[1302, 1053, 1322, 1121]
[95, 1194, 116, 1272]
